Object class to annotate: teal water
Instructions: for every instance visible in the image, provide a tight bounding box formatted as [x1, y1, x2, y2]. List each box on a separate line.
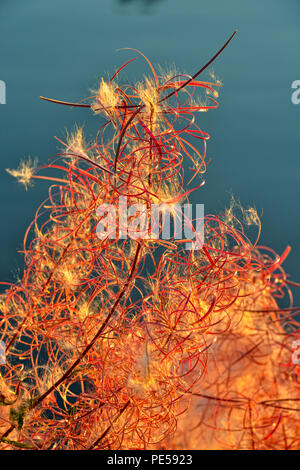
[0, 0, 300, 302]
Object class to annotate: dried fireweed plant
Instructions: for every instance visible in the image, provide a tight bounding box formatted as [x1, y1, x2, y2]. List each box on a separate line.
[1, 32, 300, 450]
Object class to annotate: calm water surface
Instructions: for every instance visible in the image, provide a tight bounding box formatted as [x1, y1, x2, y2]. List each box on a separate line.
[0, 0, 299, 302]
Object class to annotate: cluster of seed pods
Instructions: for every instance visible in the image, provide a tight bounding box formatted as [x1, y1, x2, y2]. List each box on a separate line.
[1, 34, 300, 450]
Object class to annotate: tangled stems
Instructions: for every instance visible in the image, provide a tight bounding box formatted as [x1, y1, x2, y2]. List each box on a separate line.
[34, 241, 142, 409]
[1, 33, 300, 450]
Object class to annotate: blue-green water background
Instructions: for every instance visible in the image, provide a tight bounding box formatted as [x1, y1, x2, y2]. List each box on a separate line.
[0, 0, 299, 303]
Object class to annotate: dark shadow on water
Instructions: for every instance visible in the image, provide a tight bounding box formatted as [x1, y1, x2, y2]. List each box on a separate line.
[118, 0, 162, 3]
[117, 0, 164, 13]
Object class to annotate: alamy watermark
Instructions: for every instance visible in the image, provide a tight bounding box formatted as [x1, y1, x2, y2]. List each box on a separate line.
[96, 197, 204, 250]
[0, 340, 5, 364]
[0, 80, 6, 104]
[292, 340, 300, 365]
[291, 80, 300, 104]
